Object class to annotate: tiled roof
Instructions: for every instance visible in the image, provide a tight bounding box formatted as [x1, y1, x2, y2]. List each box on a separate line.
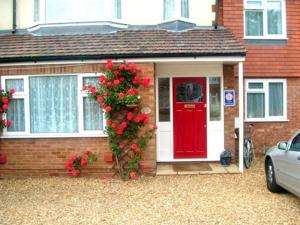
[0, 27, 246, 63]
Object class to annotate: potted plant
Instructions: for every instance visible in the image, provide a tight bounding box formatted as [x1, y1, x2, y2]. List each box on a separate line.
[220, 147, 232, 166]
[122, 94, 140, 108]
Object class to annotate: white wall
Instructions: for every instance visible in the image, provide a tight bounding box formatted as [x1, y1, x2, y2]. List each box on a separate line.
[0, 0, 216, 30]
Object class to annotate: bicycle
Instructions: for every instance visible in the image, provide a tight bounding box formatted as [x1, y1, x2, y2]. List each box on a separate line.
[243, 124, 255, 169]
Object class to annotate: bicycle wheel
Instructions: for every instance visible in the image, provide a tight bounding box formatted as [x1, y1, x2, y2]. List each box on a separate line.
[244, 139, 252, 169]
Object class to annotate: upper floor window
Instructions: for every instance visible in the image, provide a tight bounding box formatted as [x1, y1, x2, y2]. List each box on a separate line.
[244, 0, 286, 38]
[164, 0, 189, 21]
[34, 0, 121, 23]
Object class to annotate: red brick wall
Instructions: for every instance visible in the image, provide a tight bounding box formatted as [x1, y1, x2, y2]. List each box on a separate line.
[0, 63, 156, 177]
[221, 0, 300, 77]
[221, 0, 300, 154]
[223, 65, 237, 158]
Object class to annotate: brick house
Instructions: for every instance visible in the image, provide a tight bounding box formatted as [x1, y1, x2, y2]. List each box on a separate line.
[0, 0, 297, 177]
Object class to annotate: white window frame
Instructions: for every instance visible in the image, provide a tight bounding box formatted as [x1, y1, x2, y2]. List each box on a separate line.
[244, 0, 287, 39]
[36, 0, 122, 24]
[163, 0, 190, 22]
[1, 73, 106, 138]
[245, 79, 287, 122]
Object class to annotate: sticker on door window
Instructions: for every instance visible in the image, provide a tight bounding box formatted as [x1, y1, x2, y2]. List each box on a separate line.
[176, 82, 203, 102]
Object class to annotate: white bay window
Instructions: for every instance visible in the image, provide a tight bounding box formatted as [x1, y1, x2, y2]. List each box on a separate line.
[1, 74, 105, 138]
[244, 0, 286, 38]
[35, 0, 121, 23]
[245, 79, 287, 121]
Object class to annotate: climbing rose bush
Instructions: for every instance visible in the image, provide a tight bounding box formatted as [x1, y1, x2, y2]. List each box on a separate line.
[0, 88, 15, 129]
[65, 149, 97, 177]
[83, 60, 156, 180]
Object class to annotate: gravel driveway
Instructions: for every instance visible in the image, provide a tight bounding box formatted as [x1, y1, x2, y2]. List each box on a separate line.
[1, 158, 299, 225]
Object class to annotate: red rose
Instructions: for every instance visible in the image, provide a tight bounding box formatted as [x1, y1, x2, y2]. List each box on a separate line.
[81, 157, 87, 167]
[134, 116, 140, 123]
[117, 128, 124, 135]
[118, 64, 126, 70]
[105, 106, 112, 112]
[106, 60, 114, 70]
[71, 170, 78, 177]
[9, 89, 16, 95]
[106, 119, 112, 126]
[84, 149, 91, 155]
[137, 68, 143, 73]
[106, 82, 112, 87]
[97, 96, 104, 103]
[119, 143, 125, 149]
[0, 108, 3, 113]
[131, 144, 138, 150]
[142, 77, 151, 88]
[121, 122, 127, 129]
[119, 77, 125, 82]
[91, 88, 97, 95]
[6, 120, 12, 127]
[113, 80, 120, 86]
[2, 97, 8, 104]
[134, 148, 141, 154]
[130, 171, 137, 179]
[129, 152, 135, 159]
[111, 123, 117, 129]
[118, 92, 125, 99]
[127, 89, 138, 95]
[1, 120, 6, 127]
[133, 76, 140, 84]
[99, 75, 106, 83]
[70, 155, 77, 162]
[114, 71, 120, 76]
[140, 163, 145, 171]
[2, 104, 8, 110]
[128, 63, 136, 72]
[127, 112, 133, 121]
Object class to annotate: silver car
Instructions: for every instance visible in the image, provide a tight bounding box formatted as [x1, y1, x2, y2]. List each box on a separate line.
[265, 131, 300, 198]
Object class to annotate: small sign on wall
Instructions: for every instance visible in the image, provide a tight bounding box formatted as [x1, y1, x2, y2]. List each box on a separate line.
[224, 90, 235, 106]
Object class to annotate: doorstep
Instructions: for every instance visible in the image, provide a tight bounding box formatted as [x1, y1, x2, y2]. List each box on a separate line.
[156, 162, 240, 176]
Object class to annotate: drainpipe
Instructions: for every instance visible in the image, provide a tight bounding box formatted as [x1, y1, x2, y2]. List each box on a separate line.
[214, 0, 219, 29]
[12, 0, 17, 33]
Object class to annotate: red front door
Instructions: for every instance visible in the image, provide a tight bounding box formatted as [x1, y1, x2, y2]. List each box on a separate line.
[173, 77, 207, 158]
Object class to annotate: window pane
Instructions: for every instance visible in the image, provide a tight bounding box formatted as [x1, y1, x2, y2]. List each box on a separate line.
[246, 11, 263, 36]
[83, 77, 99, 88]
[246, 0, 263, 8]
[176, 82, 203, 103]
[181, 0, 189, 18]
[45, 0, 73, 22]
[83, 97, 103, 130]
[29, 76, 78, 133]
[79, 0, 105, 21]
[209, 78, 221, 121]
[7, 99, 25, 132]
[269, 83, 283, 116]
[247, 93, 265, 118]
[164, 0, 175, 20]
[248, 82, 263, 89]
[291, 134, 300, 152]
[158, 78, 170, 122]
[5, 79, 24, 92]
[267, 1, 282, 35]
[34, 0, 39, 22]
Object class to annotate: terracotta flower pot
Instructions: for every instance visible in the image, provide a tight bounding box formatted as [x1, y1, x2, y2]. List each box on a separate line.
[0, 153, 7, 164]
[126, 104, 138, 109]
[104, 152, 114, 162]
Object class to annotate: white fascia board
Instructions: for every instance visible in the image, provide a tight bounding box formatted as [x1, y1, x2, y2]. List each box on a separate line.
[0, 57, 245, 67]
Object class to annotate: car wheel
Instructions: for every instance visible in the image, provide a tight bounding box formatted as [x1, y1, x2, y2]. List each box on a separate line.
[265, 159, 282, 193]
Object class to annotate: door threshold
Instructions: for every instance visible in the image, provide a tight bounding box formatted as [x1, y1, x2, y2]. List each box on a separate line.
[156, 162, 240, 175]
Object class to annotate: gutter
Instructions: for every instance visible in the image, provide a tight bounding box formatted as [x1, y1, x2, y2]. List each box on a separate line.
[12, 0, 17, 33]
[214, 0, 220, 29]
[0, 52, 247, 63]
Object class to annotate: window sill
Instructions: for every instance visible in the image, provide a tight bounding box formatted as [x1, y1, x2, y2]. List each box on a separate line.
[0, 133, 108, 139]
[244, 36, 288, 40]
[245, 118, 289, 123]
